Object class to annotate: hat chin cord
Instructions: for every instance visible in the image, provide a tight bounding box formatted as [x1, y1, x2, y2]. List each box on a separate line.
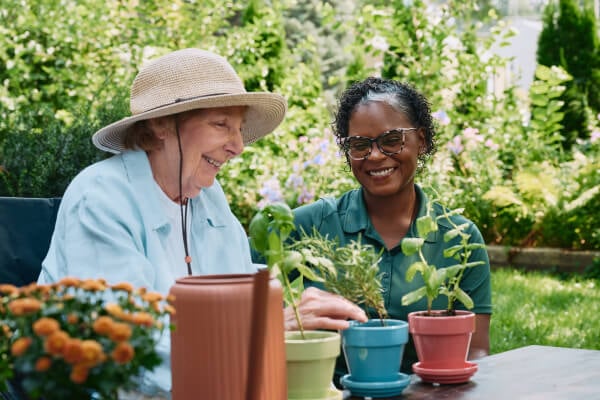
[175, 118, 193, 276]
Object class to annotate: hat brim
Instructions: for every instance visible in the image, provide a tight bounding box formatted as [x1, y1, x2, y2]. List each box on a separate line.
[92, 92, 287, 153]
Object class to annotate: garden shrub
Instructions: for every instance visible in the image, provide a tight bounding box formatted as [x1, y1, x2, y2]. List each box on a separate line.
[0, 0, 598, 250]
[536, 0, 600, 149]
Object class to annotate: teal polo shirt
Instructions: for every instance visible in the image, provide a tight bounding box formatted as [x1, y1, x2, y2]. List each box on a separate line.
[292, 184, 492, 378]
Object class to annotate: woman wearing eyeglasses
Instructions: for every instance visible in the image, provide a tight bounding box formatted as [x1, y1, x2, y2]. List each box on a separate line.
[290, 77, 492, 383]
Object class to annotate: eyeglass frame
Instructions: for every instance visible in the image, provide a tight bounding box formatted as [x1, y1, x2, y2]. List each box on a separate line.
[340, 127, 419, 161]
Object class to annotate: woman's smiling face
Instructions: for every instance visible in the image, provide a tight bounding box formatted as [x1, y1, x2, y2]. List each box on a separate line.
[347, 101, 424, 198]
[149, 106, 246, 201]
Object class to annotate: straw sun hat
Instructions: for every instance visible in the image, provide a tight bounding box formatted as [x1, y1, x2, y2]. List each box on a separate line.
[92, 48, 287, 153]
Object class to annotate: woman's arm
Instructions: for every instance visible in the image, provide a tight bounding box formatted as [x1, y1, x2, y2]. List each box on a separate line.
[469, 313, 491, 359]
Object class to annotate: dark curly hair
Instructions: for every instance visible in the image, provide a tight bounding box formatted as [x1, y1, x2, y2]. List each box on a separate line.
[333, 77, 436, 167]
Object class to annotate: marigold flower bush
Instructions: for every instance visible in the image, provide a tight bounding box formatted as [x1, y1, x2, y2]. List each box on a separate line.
[0, 278, 175, 400]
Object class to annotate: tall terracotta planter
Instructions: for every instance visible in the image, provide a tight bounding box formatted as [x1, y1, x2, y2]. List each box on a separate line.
[285, 330, 342, 400]
[408, 310, 478, 384]
[170, 272, 287, 399]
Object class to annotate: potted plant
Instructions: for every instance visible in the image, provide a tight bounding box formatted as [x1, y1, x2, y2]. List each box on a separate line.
[296, 231, 410, 398]
[0, 278, 171, 400]
[249, 203, 342, 400]
[401, 203, 486, 384]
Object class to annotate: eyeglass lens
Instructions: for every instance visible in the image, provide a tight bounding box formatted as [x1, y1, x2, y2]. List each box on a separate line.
[344, 128, 417, 160]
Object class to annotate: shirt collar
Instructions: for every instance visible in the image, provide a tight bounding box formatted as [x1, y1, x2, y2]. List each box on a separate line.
[340, 184, 439, 244]
[121, 150, 170, 232]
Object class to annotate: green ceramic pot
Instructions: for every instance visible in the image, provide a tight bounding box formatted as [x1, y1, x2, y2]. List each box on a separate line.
[285, 330, 342, 400]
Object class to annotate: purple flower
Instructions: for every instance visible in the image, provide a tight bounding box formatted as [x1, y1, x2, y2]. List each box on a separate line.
[297, 188, 315, 204]
[432, 110, 451, 126]
[447, 136, 463, 155]
[286, 173, 304, 189]
[485, 139, 499, 151]
[591, 130, 600, 143]
[258, 178, 284, 207]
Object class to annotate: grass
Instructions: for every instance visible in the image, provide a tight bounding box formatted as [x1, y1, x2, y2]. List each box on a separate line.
[490, 267, 600, 354]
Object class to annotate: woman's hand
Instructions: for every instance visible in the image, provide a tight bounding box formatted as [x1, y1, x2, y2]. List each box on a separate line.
[283, 286, 368, 331]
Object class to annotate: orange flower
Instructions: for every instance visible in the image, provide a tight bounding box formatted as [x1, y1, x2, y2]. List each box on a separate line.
[20, 283, 39, 296]
[150, 301, 161, 313]
[163, 304, 176, 315]
[104, 303, 125, 320]
[35, 356, 52, 372]
[80, 340, 104, 367]
[33, 317, 60, 337]
[111, 282, 134, 293]
[66, 313, 79, 324]
[142, 292, 163, 303]
[109, 322, 132, 342]
[93, 316, 114, 335]
[80, 279, 106, 292]
[8, 298, 42, 315]
[166, 294, 176, 304]
[131, 312, 155, 327]
[57, 277, 80, 287]
[0, 284, 18, 295]
[1, 324, 11, 338]
[70, 363, 89, 384]
[62, 338, 84, 364]
[35, 284, 53, 296]
[11, 337, 32, 357]
[111, 341, 135, 364]
[44, 330, 70, 355]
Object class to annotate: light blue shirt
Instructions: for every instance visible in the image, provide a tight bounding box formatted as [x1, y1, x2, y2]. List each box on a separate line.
[39, 149, 256, 396]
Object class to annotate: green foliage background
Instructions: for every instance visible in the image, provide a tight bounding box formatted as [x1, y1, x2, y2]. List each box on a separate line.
[1, 0, 599, 251]
[536, 0, 600, 150]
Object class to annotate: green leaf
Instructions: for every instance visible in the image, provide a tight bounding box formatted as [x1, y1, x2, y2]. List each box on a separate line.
[442, 264, 463, 279]
[296, 263, 323, 282]
[429, 268, 446, 290]
[454, 288, 474, 309]
[248, 212, 269, 253]
[416, 215, 437, 238]
[401, 237, 424, 256]
[405, 261, 429, 282]
[401, 286, 427, 306]
[443, 244, 463, 259]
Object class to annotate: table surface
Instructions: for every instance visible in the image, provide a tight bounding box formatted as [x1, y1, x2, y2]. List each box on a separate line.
[343, 345, 600, 400]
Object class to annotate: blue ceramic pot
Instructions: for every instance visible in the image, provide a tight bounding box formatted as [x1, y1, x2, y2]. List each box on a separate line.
[342, 319, 409, 383]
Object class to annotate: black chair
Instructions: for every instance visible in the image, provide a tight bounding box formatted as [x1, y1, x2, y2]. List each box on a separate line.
[0, 197, 61, 400]
[0, 197, 61, 286]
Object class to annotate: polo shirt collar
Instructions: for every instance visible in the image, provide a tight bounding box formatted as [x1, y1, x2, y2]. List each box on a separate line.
[340, 189, 370, 234]
[340, 185, 439, 244]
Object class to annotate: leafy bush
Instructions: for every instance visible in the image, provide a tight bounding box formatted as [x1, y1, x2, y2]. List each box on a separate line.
[0, 0, 598, 251]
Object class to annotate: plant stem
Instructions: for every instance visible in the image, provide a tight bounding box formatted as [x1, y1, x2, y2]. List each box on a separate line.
[282, 273, 305, 340]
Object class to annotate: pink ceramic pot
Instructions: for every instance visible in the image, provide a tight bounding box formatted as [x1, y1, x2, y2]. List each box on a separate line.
[408, 310, 475, 369]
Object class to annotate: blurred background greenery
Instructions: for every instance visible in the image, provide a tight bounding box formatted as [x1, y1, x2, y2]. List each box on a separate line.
[1, 0, 599, 251]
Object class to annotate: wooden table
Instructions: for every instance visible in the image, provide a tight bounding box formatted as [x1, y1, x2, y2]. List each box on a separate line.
[344, 345, 600, 399]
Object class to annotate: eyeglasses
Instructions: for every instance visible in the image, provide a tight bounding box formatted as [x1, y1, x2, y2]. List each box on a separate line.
[341, 128, 419, 160]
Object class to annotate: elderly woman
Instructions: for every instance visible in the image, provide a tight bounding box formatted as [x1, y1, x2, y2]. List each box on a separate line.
[38, 49, 365, 398]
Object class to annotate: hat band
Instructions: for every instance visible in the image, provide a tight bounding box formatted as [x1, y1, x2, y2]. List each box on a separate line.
[141, 92, 230, 114]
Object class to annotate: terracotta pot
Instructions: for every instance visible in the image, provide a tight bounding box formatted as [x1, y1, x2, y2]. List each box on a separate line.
[408, 310, 475, 369]
[170, 271, 286, 400]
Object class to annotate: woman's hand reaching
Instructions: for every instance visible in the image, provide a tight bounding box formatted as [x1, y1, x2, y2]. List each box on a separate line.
[283, 286, 368, 331]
